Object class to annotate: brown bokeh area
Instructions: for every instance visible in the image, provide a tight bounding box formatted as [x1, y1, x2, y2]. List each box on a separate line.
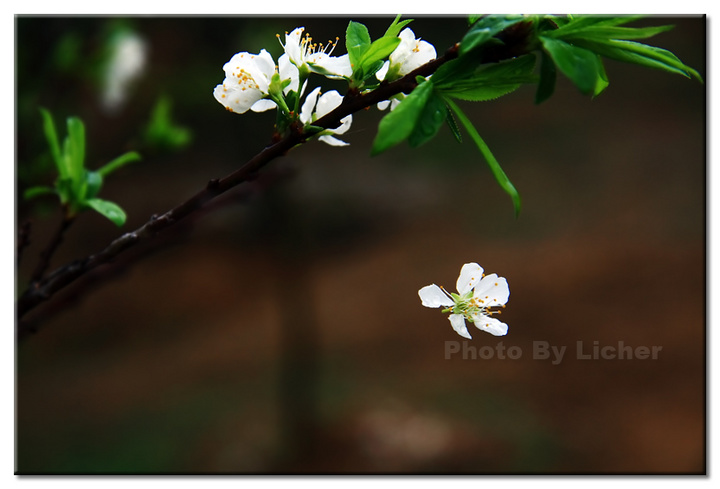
[15, 16, 705, 474]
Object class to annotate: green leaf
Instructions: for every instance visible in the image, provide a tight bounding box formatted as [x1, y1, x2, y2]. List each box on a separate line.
[97, 151, 141, 177]
[371, 79, 434, 155]
[358, 36, 401, 79]
[145, 96, 192, 151]
[571, 38, 702, 81]
[445, 98, 521, 217]
[535, 49, 557, 104]
[540, 37, 607, 96]
[445, 109, 462, 143]
[39, 108, 63, 176]
[82, 170, 103, 200]
[84, 198, 127, 226]
[23, 185, 56, 200]
[545, 15, 646, 37]
[65, 116, 86, 183]
[408, 90, 448, 148]
[346, 21, 371, 68]
[436, 54, 537, 102]
[384, 14, 413, 38]
[460, 15, 526, 55]
[552, 24, 674, 42]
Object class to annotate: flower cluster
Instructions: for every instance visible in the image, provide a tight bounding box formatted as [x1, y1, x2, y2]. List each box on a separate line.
[213, 23, 438, 145]
[418, 263, 509, 339]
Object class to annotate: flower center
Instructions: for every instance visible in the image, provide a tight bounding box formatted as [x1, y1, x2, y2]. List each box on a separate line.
[441, 287, 504, 320]
[230, 68, 260, 92]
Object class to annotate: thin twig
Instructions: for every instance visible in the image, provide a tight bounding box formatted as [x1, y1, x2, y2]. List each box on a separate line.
[16, 220, 32, 267]
[29, 209, 75, 283]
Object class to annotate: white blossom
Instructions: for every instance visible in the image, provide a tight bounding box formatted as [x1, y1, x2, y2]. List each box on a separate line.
[279, 27, 352, 79]
[299, 87, 352, 146]
[418, 263, 510, 338]
[213, 49, 278, 114]
[102, 31, 147, 113]
[377, 28, 437, 82]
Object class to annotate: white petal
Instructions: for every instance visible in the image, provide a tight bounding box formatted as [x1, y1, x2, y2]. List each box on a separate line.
[331, 115, 352, 135]
[309, 53, 352, 78]
[449, 314, 472, 339]
[284, 27, 305, 66]
[472, 314, 508, 336]
[213, 82, 263, 114]
[254, 49, 277, 82]
[456, 263, 484, 295]
[377, 100, 390, 110]
[278, 53, 300, 94]
[473, 274, 509, 307]
[399, 39, 436, 75]
[315, 90, 343, 118]
[250, 99, 277, 112]
[300, 86, 321, 124]
[418, 284, 454, 308]
[318, 134, 349, 146]
[376, 60, 390, 81]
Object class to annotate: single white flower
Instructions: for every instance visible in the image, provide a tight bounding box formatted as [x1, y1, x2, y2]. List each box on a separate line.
[376, 28, 437, 82]
[418, 263, 509, 339]
[102, 31, 148, 113]
[299, 87, 352, 146]
[213, 49, 278, 114]
[279, 27, 352, 79]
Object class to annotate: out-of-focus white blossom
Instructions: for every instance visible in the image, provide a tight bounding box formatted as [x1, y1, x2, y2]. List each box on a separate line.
[102, 31, 148, 113]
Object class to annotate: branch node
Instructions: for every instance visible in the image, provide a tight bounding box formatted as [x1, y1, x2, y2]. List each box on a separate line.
[206, 178, 221, 190]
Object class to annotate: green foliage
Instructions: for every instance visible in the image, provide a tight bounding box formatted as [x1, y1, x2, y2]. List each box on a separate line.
[537, 15, 702, 99]
[445, 98, 521, 217]
[460, 15, 526, 55]
[540, 37, 608, 96]
[434, 54, 538, 101]
[346, 16, 412, 87]
[370, 14, 701, 215]
[144, 96, 192, 151]
[371, 77, 434, 155]
[25, 109, 140, 226]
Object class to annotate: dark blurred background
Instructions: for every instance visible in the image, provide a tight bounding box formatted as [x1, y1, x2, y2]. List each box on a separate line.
[15, 15, 706, 474]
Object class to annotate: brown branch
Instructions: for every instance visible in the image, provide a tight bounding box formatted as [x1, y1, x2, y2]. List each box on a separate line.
[29, 209, 75, 283]
[17, 25, 534, 338]
[16, 220, 32, 267]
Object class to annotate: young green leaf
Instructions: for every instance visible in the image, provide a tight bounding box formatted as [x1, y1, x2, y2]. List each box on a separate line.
[84, 198, 127, 226]
[65, 116, 85, 184]
[81, 170, 103, 200]
[540, 37, 608, 96]
[97, 151, 141, 177]
[384, 14, 413, 38]
[23, 185, 56, 200]
[445, 98, 521, 217]
[346, 21, 371, 68]
[39, 108, 63, 177]
[358, 36, 401, 80]
[371, 79, 434, 155]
